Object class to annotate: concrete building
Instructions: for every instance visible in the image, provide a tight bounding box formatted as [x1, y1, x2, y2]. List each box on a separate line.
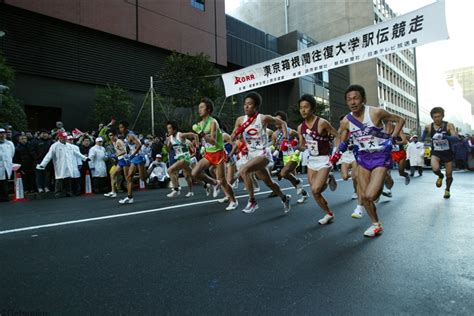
[446, 66, 474, 128]
[0, 0, 226, 130]
[227, 0, 419, 131]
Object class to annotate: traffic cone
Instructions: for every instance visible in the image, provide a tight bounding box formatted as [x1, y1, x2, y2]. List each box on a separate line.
[84, 170, 93, 195]
[13, 171, 27, 202]
[139, 178, 146, 191]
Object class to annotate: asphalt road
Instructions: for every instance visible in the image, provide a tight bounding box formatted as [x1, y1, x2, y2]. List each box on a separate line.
[1, 171, 473, 315]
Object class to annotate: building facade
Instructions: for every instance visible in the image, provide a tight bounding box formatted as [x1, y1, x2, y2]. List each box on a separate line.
[446, 66, 474, 129]
[227, 0, 419, 131]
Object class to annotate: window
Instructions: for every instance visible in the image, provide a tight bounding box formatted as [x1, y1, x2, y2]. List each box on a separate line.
[191, 0, 205, 11]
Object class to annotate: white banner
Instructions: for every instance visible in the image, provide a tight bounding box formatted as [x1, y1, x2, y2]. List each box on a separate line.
[222, 1, 448, 97]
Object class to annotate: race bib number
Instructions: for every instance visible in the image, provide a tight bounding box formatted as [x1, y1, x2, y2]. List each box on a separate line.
[306, 140, 319, 156]
[433, 139, 450, 151]
[357, 135, 381, 151]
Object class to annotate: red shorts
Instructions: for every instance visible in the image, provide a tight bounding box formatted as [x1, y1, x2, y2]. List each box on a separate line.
[391, 150, 406, 162]
[204, 150, 226, 166]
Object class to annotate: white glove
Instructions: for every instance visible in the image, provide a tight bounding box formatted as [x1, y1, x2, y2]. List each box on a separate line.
[36, 164, 45, 170]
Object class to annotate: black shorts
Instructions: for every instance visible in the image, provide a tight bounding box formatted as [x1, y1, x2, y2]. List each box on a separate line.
[431, 150, 454, 163]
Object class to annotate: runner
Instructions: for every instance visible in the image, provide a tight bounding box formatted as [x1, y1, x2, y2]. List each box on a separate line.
[297, 94, 339, 225]
[191, 97, 238, 211]
[389, 123, 411, 185]
[272, 111, 309, 204]
[118, 121, 146, 204]
[421, 107, 458, 198]
[334, 84, 405, 237]
[231, 91, 291, 214]
[337, 115, 365, 219]
[165, 120, 196, 198]
[104, 130, 128, 198]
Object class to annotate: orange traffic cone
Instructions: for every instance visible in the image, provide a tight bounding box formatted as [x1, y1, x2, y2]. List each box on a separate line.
[84, 170, 93, 195]
[13, 171, 27, 202]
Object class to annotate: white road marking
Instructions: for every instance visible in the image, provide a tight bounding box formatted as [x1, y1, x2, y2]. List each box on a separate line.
[1, 181, 336, 235]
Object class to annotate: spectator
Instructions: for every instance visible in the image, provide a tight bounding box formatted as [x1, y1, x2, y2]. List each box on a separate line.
[67, 135, 83, 195]
[151, 136, 164, 160]
[0, 128, 15, 202]
[142, 139, 153, 167]
[13, 135, 36, 192]
[88, 137, 108, 193]
[37, 132, 89, 198]
[147, 154, 169, 188]
[51, 121, 65, 139]
[452, 135, 469, 170]
[31, 129, 53, 192]
[406, 135, 425, 177]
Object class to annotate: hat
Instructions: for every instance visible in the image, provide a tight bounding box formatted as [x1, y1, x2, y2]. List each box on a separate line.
[96, 137, 104, 142]
[410, 135, 418, 140]
[0, 128, 5, 133]
[57, 131, 68, 139]
[156, 154, 162, 158]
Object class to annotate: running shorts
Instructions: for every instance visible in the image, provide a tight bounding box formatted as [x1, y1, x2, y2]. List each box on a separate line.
[307, 155, 332, 171]
[204, 150, 226, 166]
[391, 150, 406, 162]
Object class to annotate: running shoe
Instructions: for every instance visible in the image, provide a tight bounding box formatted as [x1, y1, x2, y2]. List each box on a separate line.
[44, 187, 50, 193]
[38, 188, 44, 193]
[351, 192, 358, 200]
[381, 189, 392, 198]
[212, 183, 221, 198]
[231, 179, 239, 189]
[351, 206, 363, 219]
[364, 223, 383, 237]
[328, 174, 337, 191]
[296, 179, 303, 195]
[218, 196, 229, 203]
[167, 190, 181, 198]
[297, 194, 308, 204]
[282, 195, 292, 213]
[254, 184, 261, 193]
[104, 192, 117, 198]
[436, 176, 444, 188]
[119, 197, 134, 204]
[404, 175, 411, 185]
[205, 183, 212, 196]
[318, 213, 334, 225]
[185, 192, 194, 198]
[225, 200, 239, 211]
[242, 200, 259, 213]
[443, 189, 450, 199]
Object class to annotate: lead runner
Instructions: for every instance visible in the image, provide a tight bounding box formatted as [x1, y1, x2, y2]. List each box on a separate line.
[333, 85, 405, 237]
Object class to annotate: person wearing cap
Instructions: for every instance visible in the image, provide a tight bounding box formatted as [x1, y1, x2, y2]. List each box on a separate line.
[407, 135, 425, 177]
[0, 128, 15, 202]
[37, 131, 89, 198]
[31, 129, 53, 193]
[147, 154, 169, 188]
[67, 135, 83, 195]
[88, 137, 108, 193]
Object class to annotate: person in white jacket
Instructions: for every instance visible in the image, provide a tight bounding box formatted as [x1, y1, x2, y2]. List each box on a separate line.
[147, 154, 170, 188]
[88, 137, 108, 193]
[0, 128, 15, 202]
[37, 131, 89, 198]
[407, 135, 425, 177]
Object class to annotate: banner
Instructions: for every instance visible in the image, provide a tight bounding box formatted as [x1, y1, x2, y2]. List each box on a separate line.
[222, 1, 448, 97]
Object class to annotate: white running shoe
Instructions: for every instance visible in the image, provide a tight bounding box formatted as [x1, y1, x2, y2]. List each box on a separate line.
[44, 187, 50, 193]
[242, 200, 259, 213]
[364, 223, 383, 237]
[296, 180, 303, 195]
[231, 179, 239, 189]
[297, 194, 308, 204]
[254, 184, 261, 193]
[282, 195, 292, 213]
[351, 192, 358, 200]
[381, 189, 392, 198]
[185, 191, 194, 198]
[225, 200, 239, 211]
[167, 190, 181, 198]
[328, 174, 337, 191]
[38, 188, 44, 193]
[119, 197, 134, 204]
[318, 213, 334, 225]
[104, 192, 117, 198]
[218, 196, 229, 203]
[351, 206, 364, 219]
[212, 183, 221, 198]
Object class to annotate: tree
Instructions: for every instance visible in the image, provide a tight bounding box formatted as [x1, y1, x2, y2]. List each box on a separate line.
[157, 52, 222, 113]
[132, 93, 176, 136]
[0, 52, 27, 131]
[92, 84, 133, 127]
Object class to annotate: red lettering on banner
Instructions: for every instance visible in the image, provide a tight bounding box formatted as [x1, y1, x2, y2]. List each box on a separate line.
[234, 74, 256, 85]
